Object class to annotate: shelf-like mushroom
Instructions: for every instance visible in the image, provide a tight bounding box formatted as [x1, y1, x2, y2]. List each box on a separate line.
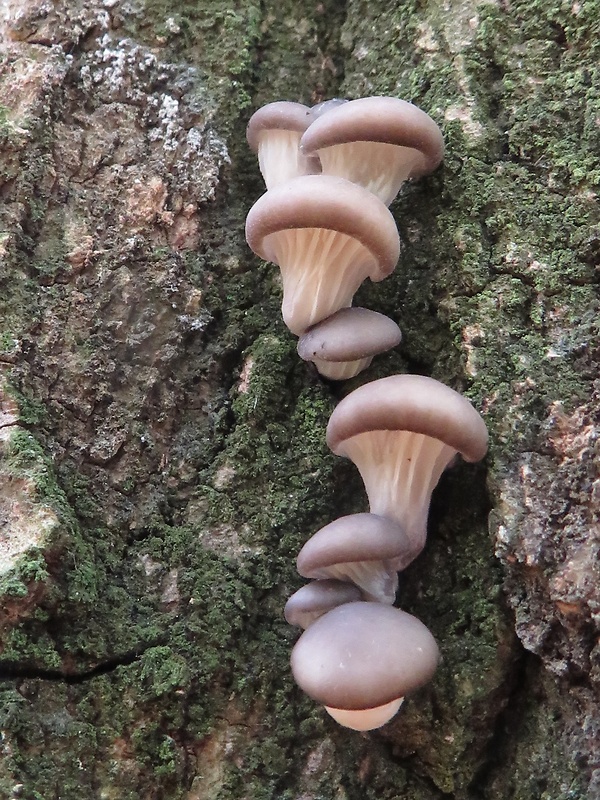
[296, 513, 412, 604]
[297, 307, 402, 380]
[284, 579, 362, 629]
[291, 601, 439, 731]
[326, 374, 488, 559]
[246, 101, 318, 189]
[245, 175, 400, 335]
[300, 96, 444, 205]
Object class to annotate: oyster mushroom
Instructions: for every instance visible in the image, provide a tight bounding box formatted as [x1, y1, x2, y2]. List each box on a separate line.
[291, 601, 439, 730]
[246, 101, 317, 189]
[245, 175, 400, 335]
[297, 307, 402, 380]
[326, 374, 488, 559]
[296, 513, 412, 604]
[300, 96, 444, 205]
[284, 579, 362, 629]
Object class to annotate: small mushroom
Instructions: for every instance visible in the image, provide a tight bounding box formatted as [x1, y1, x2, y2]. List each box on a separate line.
[291, 601, 439, 731]
[246, 101, 318, 189]
[297, 307, 402, 380]
[296, 513, 412, 604]
[284, 579, 362, 629]
[326, 375, 488, 559]
[245, 175, 400, 335]
[300, 96, 444, 205]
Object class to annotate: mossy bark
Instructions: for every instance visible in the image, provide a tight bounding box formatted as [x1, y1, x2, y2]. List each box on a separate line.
[0, 1, 598, 798]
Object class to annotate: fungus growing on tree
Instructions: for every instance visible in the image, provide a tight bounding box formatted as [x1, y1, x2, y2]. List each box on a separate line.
[297, 307, 402, 380]
[291, 601, 439, 731]
[300, 96, 444, 205]
[246, 101, 317, 189]
[245, 175, 400, 335]
[284, 579, 361, 629]
[296, 513, 412, 604]
[326, 374, 488, 559]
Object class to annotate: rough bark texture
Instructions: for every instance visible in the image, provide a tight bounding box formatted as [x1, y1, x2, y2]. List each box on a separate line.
[0, 1, 598, 798]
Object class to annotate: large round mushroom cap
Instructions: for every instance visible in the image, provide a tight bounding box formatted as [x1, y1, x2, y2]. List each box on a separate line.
[327, 374, 488, 463]
[291, 602, 439, 711]
[300, 96, 444, 178]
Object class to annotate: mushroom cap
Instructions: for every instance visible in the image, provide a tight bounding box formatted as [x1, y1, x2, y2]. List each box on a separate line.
[300, 96, 444, 178]
[296, 513, 413, 577]
[284, 580, 362, 628]
[291, 602, 439, 710]
[309, 98, 349, 120]
[326, 374, 488, 463]
[245, 175, 400, 282]
[246, 101, 312, 152]
[297, 308, 402, 363]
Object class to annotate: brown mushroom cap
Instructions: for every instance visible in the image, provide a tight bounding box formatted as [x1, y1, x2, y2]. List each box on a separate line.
[291, 602, 439, 710]
[297, 513, 413, 577]
[297, 308, 402, 363]
[326, 374, 488, 463]
[296, 513, 414, 602]
[284, 580, 361, 628]
[246, 101, 312, 152]
[300, 96, 444, 178]
[245, 175, 400, 282]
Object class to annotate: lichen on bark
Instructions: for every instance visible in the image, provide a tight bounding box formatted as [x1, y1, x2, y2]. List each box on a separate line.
[0, 0, 598, 798]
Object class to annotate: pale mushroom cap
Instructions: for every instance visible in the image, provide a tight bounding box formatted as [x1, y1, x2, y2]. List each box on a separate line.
[245, 175, 400, 281]
[300, 96, 444, 177]
[291, 602, 439, 710]
[326, 374, 488, 464]
[297, 307, 402, 363]
[246, 101, 312, 152]
[284, 580, 362, 628]
[296, 513, 412, 576]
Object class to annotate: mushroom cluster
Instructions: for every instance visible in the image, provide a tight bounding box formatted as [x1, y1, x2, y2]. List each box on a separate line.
[286, 375, 487, 730]
[245, 97, 488, 731]
[245, 96, 444, 379]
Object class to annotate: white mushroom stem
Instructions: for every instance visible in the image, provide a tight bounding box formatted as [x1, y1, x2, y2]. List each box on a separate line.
[325, 697, 404, 731]
[317, 142, 423, 205]
[263, 228, 375, 335]
[340, 430, 457, 558]
[257, 130, 317, 189]
[311, 355, 373, 381]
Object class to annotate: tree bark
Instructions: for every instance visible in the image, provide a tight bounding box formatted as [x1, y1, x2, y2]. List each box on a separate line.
[0, 0, 598, 798]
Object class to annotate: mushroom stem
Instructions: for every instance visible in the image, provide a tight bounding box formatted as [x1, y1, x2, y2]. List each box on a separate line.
[257, 130, 318, 188]
[340, 430, 456, 557]
[270, 227, 371, 335]
[311, 355, 373, 380]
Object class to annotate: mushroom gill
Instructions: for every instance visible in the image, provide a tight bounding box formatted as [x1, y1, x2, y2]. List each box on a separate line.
[326, 374, 488, 559]
[245, 175, 399, 336]
[299, 96, 444, 205]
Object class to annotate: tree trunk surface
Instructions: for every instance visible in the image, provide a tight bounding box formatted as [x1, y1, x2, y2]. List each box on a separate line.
[0, 0, 598, 798]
